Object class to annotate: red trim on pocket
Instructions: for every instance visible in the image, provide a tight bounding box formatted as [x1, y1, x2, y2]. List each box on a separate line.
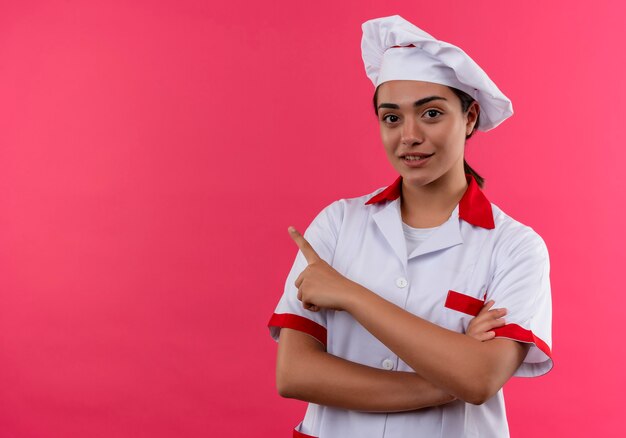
[444, 290, 485, 316]
[492, 323, 552, 358]
[293, 428, 317, 438]
[268, 313, 327, 347]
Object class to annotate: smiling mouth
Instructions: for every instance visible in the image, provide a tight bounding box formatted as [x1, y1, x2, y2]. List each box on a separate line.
[401, 153, 434, 161]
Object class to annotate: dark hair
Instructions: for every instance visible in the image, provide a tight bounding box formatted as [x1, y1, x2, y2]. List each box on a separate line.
[373, 84, 485, 188]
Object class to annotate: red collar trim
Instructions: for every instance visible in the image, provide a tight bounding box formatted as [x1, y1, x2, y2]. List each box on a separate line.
[364, 174, 495, 229]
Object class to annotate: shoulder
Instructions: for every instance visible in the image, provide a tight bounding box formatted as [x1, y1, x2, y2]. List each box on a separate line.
[314, 184, 388, 220]
[489, 203, 549, 262]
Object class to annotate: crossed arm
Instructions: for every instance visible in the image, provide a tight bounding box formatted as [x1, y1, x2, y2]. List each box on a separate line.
[275, 228, 530, 411]
[277, 328, 454, 412]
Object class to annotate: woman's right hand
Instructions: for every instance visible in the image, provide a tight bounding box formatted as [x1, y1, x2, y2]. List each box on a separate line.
[466, 300, 507, 342]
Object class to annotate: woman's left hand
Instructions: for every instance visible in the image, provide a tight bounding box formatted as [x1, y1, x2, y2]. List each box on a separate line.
[288, 226, 361, 312]
[466, 300, 507, 341]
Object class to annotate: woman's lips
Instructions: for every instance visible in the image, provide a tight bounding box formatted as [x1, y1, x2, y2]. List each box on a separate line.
[401, 153, 434, 167]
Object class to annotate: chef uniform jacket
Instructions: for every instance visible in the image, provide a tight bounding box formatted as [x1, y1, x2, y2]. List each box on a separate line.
[268, 173, 553, 438]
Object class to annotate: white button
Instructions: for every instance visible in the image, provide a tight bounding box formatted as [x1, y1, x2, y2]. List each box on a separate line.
[382, 359, 394, 370]
[395, 277, 408, 288]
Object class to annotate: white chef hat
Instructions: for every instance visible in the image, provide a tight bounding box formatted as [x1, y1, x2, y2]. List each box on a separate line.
[361, 15, 513, 132]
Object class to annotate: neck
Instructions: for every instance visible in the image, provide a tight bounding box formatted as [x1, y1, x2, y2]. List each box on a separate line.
[400, 170, 468, 228]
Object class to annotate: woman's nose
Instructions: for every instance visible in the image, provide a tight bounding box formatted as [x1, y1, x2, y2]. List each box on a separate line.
[401, 118, 423, 146]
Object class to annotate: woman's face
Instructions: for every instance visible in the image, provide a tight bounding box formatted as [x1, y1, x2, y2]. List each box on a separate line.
[376, 80, 479, 187]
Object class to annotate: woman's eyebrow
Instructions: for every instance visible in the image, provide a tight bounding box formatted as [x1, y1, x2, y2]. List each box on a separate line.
[377, 96, 447, 110]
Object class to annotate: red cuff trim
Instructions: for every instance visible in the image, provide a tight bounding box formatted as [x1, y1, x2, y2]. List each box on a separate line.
[268, 313, 327, 347]
[492, 323, 552, 359]
[293, 428, 317, 438]
[444, 290, 484, 316]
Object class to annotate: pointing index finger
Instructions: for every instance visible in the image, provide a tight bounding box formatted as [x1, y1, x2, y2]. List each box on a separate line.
[288, 226, 321, 264]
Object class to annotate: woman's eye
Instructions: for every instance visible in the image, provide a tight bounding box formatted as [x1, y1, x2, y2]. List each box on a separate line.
[382, 114, 399, 123]
[424, 109, 442, 119]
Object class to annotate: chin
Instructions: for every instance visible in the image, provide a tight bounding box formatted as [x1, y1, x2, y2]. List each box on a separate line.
[400, 172, 432, 186]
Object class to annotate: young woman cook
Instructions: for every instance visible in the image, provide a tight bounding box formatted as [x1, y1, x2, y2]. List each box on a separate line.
[268, 15, 553, 438]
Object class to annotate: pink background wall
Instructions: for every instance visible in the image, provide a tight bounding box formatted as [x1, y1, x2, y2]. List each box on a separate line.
[0, 0, 623, 436]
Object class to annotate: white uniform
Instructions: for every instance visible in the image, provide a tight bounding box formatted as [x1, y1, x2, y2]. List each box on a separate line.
[268, 174, 553, 438]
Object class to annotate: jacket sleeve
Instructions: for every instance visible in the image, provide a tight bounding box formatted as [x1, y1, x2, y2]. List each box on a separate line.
[486, 228, 553, 377]
[267, 200, 344, 348]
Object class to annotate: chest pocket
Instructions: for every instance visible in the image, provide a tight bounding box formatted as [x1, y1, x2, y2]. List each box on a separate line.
[443, 289, 487, 333]
[445, 290, 485, 316]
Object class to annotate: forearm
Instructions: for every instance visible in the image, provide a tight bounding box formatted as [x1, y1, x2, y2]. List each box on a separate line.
[345, 285, 526, 404]
[276, 328, 455, 412]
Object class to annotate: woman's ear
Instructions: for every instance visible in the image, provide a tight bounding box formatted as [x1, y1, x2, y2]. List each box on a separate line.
[466, 102, 480, 135]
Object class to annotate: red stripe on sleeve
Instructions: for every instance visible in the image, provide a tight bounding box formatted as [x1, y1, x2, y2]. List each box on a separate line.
[293, 428, 317, 438]
[268, 313, 327, 347]
[492, 323, 552, 358]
